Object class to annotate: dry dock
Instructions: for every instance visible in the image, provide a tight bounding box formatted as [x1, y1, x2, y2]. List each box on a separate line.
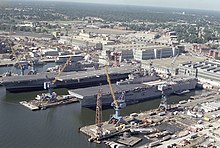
[20, 95, 79, 111]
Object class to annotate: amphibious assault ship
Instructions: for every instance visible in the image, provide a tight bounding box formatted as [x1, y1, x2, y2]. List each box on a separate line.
[0, 64, 138, 92]
[68, 76, 197, 108]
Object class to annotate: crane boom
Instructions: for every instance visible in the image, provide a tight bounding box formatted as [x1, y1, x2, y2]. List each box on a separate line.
[52, 56, 72, 84]
[95, 88, 103, 139]
[11, 47, 24, 69]
[104, 65, 118, 107]
[171, 53, 179, 66]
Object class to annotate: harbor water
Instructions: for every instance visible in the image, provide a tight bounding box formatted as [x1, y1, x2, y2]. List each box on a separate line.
[0, 84, 202, 148]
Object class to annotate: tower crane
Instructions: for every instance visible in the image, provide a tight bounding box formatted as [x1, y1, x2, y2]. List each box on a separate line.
[104, 65, 126, 125]
[8, 24, 28, 75]
[95, 88, 103, 139]
[43, 56, 72, 101]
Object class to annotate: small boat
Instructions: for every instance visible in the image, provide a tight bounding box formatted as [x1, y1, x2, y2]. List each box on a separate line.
[179, 100, 187, 104]
[174, 90, 190, 95]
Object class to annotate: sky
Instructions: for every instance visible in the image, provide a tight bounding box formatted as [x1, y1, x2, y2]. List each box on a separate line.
[35, 0, 219, 11]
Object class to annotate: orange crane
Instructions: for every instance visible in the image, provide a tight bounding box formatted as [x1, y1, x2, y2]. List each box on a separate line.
[104, 65, 126, 125]
[95, 88, 102, 139]
[8, 24, 27, 75]
[44, 56, 72, 101]
[11, 47, 28, 75]
[52, 56, 72, 84]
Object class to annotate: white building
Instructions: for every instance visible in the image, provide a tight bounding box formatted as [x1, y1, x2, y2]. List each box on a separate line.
[134, 48, 155, 61]
[155, 47, 179, 58]
[100, 44, 148, 64]
[134, 46, 179, 61]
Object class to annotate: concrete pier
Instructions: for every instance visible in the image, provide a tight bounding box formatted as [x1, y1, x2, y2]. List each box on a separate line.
[80, 91, 220, 147]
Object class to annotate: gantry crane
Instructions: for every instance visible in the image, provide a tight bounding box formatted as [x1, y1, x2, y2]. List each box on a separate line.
[43, 56, 72, 101]
[104, 65, 126, 125]
[158, 84, 171, 111]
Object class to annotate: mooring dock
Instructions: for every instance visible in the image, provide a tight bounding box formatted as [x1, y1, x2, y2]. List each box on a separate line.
[80, 121, 130, 141]
[80, 91, 220, 147]
[117, 136, 142, 147]
[79, 109, 167, 146]
[20, 101, 40, 111]
[20, 96, 79, 111]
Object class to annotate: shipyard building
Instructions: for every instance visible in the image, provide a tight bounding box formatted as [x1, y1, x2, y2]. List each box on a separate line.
[178, 60, 220, 86]
[58, 29, 115, 49]
[141, 55, 204, 76]
[141, 55, 220, 87]
[100, 44, 180, 64]
[99, 44, 147, 64]
[134, 46, 179, 61]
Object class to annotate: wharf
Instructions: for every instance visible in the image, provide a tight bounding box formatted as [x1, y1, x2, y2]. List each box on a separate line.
[117, 136, 142, 147]
[41, 58, 56, 63]
[80, 109, 167, 146]
[80, 122, 130, 141]
[80, 90, 220, 147]
[20, 96, 79, 111]
[0, 60, 15, 67]
[190, 91, 216, 100]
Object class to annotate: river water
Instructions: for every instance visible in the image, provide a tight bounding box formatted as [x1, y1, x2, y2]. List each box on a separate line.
[0, 64, 202, 148]
[0, 86, 202, 148]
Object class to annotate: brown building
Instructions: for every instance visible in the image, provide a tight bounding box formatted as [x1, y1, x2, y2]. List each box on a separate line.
[192, 44, 210, 54]
[209, 50, 220, 59]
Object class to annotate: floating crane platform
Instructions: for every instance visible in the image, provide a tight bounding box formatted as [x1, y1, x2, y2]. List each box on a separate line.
[19, 95, 79, 111]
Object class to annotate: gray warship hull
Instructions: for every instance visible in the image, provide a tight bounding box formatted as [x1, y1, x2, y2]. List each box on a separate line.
[1, 65, 136, 93]
[68, 77, 198, 108]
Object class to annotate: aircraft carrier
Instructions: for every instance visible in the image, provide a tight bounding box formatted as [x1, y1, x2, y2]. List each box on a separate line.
[68, 76, 198, 108]
[0, 64, 138, 92]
